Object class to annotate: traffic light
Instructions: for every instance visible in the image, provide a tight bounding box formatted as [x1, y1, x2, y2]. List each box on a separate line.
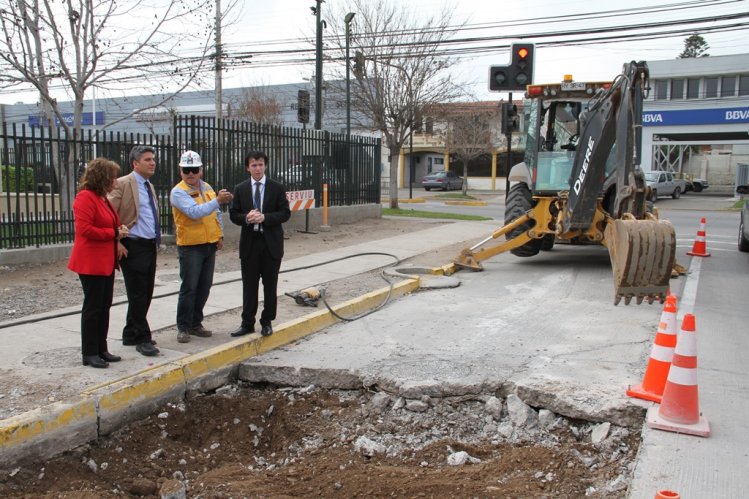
[489, 43, 535, 91]
[353, 51, 365, 79]
[501, 102, 519, 134]
[297, 89, 310, 124]
[511, 43, 534, 88]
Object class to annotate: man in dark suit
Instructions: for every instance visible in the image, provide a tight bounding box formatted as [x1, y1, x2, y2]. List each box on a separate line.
[229, 150, 291, 338]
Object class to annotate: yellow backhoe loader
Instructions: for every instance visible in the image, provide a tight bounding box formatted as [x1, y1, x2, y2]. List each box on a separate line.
[453, 61, 681, 305]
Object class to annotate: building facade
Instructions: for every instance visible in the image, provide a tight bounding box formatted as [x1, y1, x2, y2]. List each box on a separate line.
[643, 53, 749, 192]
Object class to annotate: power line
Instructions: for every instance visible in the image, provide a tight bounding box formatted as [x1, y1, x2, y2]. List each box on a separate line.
[1, 1, 747, 98]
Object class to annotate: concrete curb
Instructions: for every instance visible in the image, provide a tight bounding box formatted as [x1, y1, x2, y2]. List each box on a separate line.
[0, 396, 98, 468]
[444, 200, 488, 206]
[0, 276, 421, 467]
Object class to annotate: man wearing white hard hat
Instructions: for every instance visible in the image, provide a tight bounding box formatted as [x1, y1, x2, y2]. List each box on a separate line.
[170, 150, 233, 344]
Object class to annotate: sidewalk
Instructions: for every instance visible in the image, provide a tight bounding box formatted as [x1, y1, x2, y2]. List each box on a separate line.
[0, 218, 498, 466]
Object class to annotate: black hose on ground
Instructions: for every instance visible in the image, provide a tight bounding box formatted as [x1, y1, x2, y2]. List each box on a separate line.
[0, 252, 404, 330]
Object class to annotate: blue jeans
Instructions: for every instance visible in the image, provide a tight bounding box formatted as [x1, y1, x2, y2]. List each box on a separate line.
[176, 243, 216, 332]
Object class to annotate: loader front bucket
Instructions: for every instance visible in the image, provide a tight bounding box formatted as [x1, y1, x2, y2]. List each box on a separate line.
[604, 217, 676, 305]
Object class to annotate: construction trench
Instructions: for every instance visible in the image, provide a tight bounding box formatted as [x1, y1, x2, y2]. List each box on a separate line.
[0, 373, 642, 498]
[0, 234, 664, 497]
[1, 265, 646, 497]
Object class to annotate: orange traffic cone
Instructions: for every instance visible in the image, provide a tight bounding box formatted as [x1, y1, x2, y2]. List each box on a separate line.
[627, 295, 678, 403]
[655, 491, 680, 499]
[687, 217, 711, 257]
[646, 313, 711, 437]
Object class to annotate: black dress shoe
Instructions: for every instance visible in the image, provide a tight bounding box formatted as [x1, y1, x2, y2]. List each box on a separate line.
[135, 341, 160, 357]
[230, 326, 254, 337]
[82, 355, 109, 368]
[100, 351, 122, 362]
[260, 324, 273, 337]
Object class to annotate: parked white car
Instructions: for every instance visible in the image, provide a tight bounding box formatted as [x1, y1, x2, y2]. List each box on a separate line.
[645, 171, 688, 200]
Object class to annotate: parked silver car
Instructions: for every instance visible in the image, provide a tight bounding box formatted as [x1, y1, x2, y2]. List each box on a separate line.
[738, 185, 749, 252]
[421, 170, 463, 191]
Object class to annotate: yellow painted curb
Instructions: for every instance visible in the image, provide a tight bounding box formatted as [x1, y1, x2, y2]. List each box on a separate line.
[91, 277, 421, 409]
[442, 262, 461, 276]
[92, 365, 187, 413]
[0, 276, 422, 464]
[381, 198, 426, 204]
[443, 200, 488, 206]
[0, 396, 97, 447]
[0, 396, 98, 466]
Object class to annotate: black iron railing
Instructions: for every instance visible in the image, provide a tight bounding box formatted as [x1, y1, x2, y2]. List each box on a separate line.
[0, 117, 380, 249]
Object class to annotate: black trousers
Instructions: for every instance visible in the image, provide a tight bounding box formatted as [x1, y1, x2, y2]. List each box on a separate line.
[79, 273, 115, 357]
[119, 238, 157, 344]
[240, 233, 281, 328]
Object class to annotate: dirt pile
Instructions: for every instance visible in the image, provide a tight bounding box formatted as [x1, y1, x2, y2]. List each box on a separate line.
[0, 384, 639, 498]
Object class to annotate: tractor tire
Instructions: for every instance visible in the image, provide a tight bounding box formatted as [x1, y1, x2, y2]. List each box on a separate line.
[505, 183, 542, 257]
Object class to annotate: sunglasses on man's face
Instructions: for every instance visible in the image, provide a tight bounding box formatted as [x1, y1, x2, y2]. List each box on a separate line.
[181, 167, 200, 175]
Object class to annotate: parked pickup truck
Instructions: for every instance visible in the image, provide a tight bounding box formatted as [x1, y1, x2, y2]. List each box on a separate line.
[645, 171, 688, 200]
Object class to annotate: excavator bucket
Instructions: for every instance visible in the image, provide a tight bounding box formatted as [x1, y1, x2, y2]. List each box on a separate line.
[604, 217, 676, 305]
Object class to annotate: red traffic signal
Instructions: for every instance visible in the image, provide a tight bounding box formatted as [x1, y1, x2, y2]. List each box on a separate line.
[510, 43, 534, 88]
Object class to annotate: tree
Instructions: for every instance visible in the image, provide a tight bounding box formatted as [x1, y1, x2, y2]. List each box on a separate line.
[0, 0, 215, 210]
[232, 86, 284, 126]
[325, 0, 466, 209]
[441, 103, 498, 195]
[678, 34, 709, 58]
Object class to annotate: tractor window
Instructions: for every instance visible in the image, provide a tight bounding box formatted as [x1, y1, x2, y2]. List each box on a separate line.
[522, 98, 540, 168]
[533, 100, 583, 191]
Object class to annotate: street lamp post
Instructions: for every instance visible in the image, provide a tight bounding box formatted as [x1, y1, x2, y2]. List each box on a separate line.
[344, 12, 356, 138]
[313, 0, 323, 130]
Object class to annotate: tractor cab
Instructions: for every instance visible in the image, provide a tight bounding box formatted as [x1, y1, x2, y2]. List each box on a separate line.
[521, 77, 613, 195]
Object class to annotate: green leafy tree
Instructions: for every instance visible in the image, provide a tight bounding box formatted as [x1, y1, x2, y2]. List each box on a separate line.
[678, 34, 710, 58]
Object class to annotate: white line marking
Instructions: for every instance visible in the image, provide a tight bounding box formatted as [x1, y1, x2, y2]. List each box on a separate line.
[677, 257, 701, 320]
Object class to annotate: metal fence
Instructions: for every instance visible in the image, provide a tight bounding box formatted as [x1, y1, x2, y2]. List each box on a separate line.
[0, 117, 380, 249]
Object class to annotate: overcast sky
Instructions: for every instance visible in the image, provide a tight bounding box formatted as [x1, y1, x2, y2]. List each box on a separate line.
[2, 0, 748, 105]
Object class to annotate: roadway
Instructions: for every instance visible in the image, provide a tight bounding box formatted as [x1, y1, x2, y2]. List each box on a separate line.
[287, 189, 749, 498]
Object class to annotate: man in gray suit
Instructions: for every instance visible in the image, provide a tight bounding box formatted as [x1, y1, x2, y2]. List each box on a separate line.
[108, 145, 161, 356]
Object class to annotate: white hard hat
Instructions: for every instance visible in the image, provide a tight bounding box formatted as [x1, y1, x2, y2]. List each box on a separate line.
[179, 150, 202, 167]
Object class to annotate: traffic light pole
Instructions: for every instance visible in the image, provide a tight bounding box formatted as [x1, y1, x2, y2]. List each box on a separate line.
[505, 92, 512, 194]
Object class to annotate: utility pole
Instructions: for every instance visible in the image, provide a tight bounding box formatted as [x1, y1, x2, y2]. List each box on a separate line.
[344, 12, 356, 137]
[214, 0, 223, 120]
[313, 0, 323, 130]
